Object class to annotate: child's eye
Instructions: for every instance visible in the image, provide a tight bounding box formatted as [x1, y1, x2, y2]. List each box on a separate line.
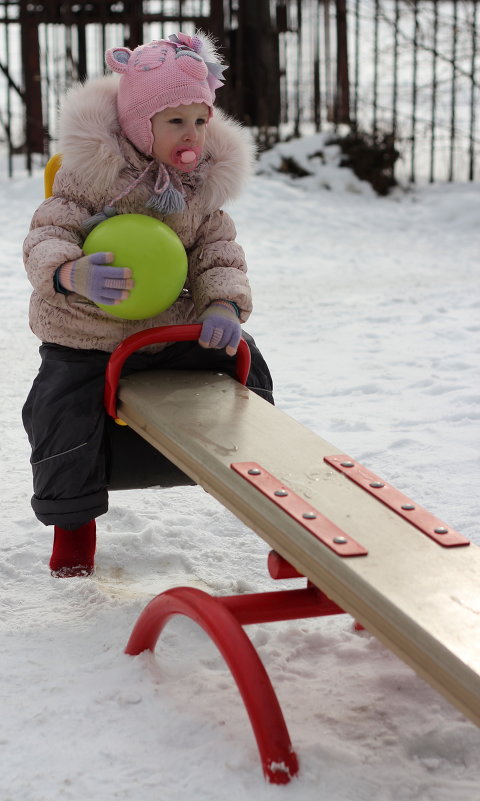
[169, 118, 183, 125]
[196, 118, 207, 126]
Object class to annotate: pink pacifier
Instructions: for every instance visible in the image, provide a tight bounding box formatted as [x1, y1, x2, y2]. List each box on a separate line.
[171, 145, 202, 171]
[180, 150, 196, 164]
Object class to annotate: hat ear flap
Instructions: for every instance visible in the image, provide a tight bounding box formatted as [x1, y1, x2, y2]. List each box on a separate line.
[105, 47, 132, 74]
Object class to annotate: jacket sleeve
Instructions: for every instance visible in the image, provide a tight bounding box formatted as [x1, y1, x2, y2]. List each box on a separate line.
[23, 194, 90, 303]
[187, 209, 252, 323]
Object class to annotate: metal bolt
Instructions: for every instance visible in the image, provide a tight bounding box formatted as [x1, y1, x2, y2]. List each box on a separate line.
[333, 537, 348, 545]
[302, 512, 317, 520]
[401, 504, 416, 511]
[434, 527, 449, 535]
[341, 461, 355, 468]
[370, 481, 385, 489]
[248, 468, 261, 476]
[274, 489, 288, 497]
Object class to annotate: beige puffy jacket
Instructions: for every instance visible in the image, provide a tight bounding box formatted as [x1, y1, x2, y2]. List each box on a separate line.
[23, 75, 255, 352]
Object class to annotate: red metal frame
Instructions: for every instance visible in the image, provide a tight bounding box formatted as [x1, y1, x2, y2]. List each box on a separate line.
[126, 550, 356, 784]
[104, 324, 251, 420]
[125, 584, 299, 784]
[113, 328, 367, 782]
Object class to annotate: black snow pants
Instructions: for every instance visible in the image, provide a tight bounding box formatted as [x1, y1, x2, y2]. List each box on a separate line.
[22, 333, 274, 529]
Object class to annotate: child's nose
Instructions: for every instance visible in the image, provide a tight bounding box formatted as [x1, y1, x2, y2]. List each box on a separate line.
[183, 124, 197, 141]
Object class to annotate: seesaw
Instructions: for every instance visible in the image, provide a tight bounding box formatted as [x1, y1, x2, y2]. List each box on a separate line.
[43, 156, 479, 781]
[104, 325, 480, 784]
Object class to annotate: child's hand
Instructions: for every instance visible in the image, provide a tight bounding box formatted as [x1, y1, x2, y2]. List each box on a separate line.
[56, 252, 134, 305]
[198, 301, 241, 356]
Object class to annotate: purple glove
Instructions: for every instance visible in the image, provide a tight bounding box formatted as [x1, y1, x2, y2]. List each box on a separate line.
[56, 252, 134, 305]
[198, 301, 242, 356]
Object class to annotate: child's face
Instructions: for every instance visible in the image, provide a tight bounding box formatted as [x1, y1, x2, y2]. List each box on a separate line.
[151, 103, 209, 171]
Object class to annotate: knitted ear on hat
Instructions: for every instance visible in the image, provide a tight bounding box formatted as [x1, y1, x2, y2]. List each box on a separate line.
[105, 46, 132, 73]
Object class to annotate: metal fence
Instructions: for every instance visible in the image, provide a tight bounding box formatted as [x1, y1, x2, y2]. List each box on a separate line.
[349, 1, 479, 183]
[1, 1, 479, 184]
[279, 1, 479, 183]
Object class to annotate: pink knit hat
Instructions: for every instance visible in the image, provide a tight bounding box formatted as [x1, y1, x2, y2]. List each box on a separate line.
[105, 32, 226, 157]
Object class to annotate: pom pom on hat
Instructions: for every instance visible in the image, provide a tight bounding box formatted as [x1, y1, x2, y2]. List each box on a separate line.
[145, 163, 186, 215]
[105, 32, 227, 157]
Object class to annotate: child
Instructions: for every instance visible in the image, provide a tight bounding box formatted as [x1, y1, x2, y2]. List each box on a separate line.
[22, 32, 274, 577]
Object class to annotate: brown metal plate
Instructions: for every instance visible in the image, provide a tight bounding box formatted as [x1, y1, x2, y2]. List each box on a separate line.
[324, 454, 470, 548]
[231, 462, 368, 557]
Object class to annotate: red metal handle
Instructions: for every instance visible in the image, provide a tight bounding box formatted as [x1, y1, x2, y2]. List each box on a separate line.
[104, 324, 251, 419]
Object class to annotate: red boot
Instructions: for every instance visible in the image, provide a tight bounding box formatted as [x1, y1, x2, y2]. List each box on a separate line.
[49, 520, 96, 577]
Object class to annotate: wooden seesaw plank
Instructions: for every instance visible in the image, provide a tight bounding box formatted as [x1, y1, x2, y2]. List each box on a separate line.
[116, 369, 480, 727]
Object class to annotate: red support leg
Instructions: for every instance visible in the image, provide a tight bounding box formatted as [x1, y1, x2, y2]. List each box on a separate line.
[126, 551, 362, 783]
[125, 586, 299, 784]
[219, 586, 345, 624]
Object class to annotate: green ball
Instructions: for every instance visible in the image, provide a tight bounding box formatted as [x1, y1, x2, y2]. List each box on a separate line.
[83, 214, 188, 320]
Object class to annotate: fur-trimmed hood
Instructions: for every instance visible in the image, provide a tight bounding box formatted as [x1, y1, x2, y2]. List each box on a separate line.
[57, 75, 256, 214]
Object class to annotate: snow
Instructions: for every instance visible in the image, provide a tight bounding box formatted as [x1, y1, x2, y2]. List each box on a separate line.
[1, 135, 479, 800]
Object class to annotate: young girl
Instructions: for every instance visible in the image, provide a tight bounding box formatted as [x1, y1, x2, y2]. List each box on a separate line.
[22, 32, 273, 577]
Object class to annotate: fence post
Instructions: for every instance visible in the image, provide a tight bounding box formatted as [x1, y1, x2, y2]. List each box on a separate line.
[19, 0, 45, 165]
[335, 0, 350, 124]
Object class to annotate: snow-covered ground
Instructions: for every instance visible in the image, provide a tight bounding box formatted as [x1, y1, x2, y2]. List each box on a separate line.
[1, 136, 479, 800]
